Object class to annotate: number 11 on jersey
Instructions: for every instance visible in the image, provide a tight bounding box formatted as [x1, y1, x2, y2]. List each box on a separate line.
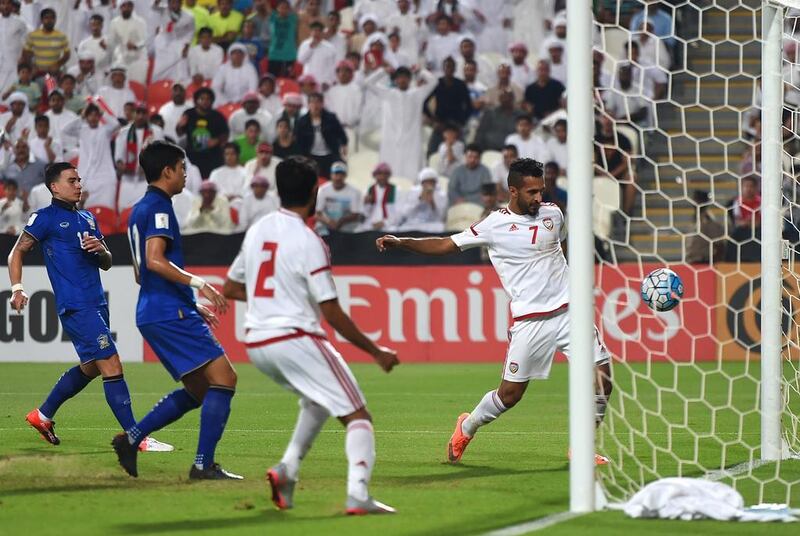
[255, 242, 278, 297]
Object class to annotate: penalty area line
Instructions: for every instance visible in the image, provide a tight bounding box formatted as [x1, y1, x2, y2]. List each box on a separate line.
[705, 459, 772, 481]
[482, 511, 586, 536]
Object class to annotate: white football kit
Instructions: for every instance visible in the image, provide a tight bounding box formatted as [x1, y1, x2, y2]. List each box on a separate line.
[450, 204, 610, 381]
[227, 208, 365, 416]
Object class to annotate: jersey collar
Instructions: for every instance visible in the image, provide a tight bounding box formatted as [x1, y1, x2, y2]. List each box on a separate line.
[147, 185, 171, 200]
[51, 197, 77, 211]
[279, 207, 304, 220]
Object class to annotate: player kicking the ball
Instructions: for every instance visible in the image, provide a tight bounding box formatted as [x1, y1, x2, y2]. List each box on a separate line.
[112, 141, 240, 480]
[7, 162, 171, 453]
[376, 158, 613, 465]
[222, 156, 399, 515]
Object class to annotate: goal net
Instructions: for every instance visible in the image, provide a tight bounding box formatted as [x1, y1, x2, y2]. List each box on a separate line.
[592, 0, 800, 506]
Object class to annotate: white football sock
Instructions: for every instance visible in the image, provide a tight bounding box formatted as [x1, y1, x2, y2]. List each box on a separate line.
[281, 398, 329, 481]
[345, 419, 375, 502]
[462, 390, 508, 437]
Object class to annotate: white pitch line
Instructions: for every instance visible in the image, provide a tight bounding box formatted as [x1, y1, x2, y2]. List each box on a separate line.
[483, 511, 585, 536]
[705, 459, 772, 481]
[0, 426, 542, 435]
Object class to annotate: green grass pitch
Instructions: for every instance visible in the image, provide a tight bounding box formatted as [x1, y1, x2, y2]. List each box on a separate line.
[1, 361, 798, 535]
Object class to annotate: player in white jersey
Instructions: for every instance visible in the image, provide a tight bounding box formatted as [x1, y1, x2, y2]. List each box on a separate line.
[376, 158, 613, 465]
[222, 156, 399, 515]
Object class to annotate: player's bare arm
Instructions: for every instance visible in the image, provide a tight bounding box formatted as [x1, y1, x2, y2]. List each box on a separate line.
[319, 298, 399, 373]
[80, 233, 113, 271]
[221, 279, 247, 302]
[7, 231, 36, 313]
[145, 236, 228, 314]
[376, 235, 460, 256]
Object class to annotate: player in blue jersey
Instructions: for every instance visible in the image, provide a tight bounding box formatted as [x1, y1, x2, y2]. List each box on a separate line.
[7, 162, 172, 452]
[112, 140, 241, 480]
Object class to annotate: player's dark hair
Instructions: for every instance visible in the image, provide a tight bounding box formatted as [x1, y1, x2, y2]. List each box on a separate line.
[139, 140, 186, 183]
[276, 156, 318, 208]
[465, 143, 482, 155]
[244, 119, 261, 130]
[502, 144, 518, 155]
[507, 158, 544, 189]
[224, 141, 240, 155]
[44, 162, 75, 192]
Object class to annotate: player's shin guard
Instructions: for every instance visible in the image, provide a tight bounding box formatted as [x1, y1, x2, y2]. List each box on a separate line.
[281, 397, 329, 481]
[595, 394, 609, 427]
[345, 419, 375, 502]
[128, 388, 201, 446]
[39, 366, 93, 419]
[194, 385, 234, 470]
[103, 374, 135, 430]
[462, 390, 508, 437]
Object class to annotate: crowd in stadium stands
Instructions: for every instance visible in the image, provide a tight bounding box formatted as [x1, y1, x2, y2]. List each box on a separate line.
[0, 0, 684, 247]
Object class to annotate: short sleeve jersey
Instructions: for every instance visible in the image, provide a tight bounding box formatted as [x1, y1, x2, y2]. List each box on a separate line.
[128, 186, 196, 326]
[450, 204, 569, 321]
[23, 199, 106, 315]
[227, 208, 337, 343]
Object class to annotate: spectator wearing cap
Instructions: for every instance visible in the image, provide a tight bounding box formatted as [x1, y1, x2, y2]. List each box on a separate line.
[298, 20, 338, 90]
[230, 91, 273, 141]
[176, 87, 230, 178]
[21, 7, 70, 77]
[454, 34, 496, 89]
[68, 51, 100, 97]
[267, 0, 298, 78]
[396, 166, 448, 233]
[424, 56, 472, 156]
[151, 0, 195, 83]
[234, 119, 262, 164]
[26, 114, 61, 164]
[483, 63, 524, 109]
[271, 117, 298, 159]
[238, 173, 279, 230]
[188, 27, 225, 82]
[325, 60, 362, 130]
[97, 64, 136, 119]
[425, 14, 460, 76]
[523, 60, 565, 121]
[386, 0, 421, 65]
[297, 0, 325, 44]
[367, 65, 437, 181]
[77, 14, 112, 75]
[235, 19, 267, 70]
[1, 63, 40, 112]
[212, 42, 258, 105]
[108, 0, 148, 84]
[294, 92, 347, 179]
[508, 42, 534, 89]
[324, 10, 347, 62]
[246, 0, 271, 53]
[0, 0, 28, 96]
[115, 101, 165, 210]
[360, 162, 399, 231]
[184, 180, 234, 235]
[45, 89, 79, 159]
[315, 160, 363, 235]
[0, 92, 33, 144]
[159, 83, 193, 143]
[244, 141, 281, 190]
[209, 0, 244, 50]
[448, 143, 493, 205]
[257, 74, 282, 116]
[0, 139, 46, 199]
[209, 141, 249, 209]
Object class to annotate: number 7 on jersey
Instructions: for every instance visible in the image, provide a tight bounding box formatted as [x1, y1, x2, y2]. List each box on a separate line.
[255, 242, 278, 297]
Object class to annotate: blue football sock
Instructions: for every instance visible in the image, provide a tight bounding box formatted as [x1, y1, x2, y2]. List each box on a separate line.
[102, 374, 135, 430]
[194, 386, 234, 470]
[39, 366, 93, 419]
[128, 388, 200, 446]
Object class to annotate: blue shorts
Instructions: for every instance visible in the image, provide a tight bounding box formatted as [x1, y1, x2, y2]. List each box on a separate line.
[60, 307, 118, 363]
[139, 314, 225, 381]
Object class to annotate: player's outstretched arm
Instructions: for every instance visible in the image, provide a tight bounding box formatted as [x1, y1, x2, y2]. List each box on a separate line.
[319, 298, 399, 373]
[145, 236, 228, 314]
[375, 234, 460, 256]
[7, 231, 35, 313]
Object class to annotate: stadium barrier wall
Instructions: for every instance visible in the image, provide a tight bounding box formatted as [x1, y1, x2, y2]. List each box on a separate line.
[0, 263, 785, 364]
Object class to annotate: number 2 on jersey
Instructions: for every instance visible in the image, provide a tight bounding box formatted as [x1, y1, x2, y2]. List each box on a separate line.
[529, 225, 539, 244]
[255, 242, 278, 298]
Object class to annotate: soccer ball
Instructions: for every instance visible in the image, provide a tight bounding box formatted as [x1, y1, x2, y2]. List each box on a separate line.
[641, 268, 684, 312]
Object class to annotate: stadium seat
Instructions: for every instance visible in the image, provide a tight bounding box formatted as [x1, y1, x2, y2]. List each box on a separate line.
[86, 206, 118, 236]
[592, 176, 620, 240]
[147, 80, 173, 110]
[117, 206, 134, 234]
[276, 77, 300, 97]
[481, 150, 502, 170]
[185, 79, 211, 100]
[129, 80, 146, 102]
[216, 102, 241, 120]
[445, 203, 483, 231]
[258, 57, 269, 76]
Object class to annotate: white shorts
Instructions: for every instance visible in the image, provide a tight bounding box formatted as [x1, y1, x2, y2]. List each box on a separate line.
[246, 333, 366, 417]
[503, 310, 610, 382]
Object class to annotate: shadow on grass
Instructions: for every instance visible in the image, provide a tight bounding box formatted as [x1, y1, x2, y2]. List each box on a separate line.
[1, 483, 126, 496]
[111, 510, 342, 534]
[382, 462, 568, 485]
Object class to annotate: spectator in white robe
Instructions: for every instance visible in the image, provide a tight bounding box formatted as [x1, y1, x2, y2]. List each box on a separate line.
[61, 102, 121, 208]
[386, 0, 421, 64]
[454, 34, 496, 88]
[298, 20, 338, 90]
[426, 14, 460, 76]
[237, 175, 279, 231]
[183, 180, 234, 235]
[211, 43, 258, 106]
[395, 167, 448, 233]
[504, 114, 550, 162]
[0, 92, 34, 144]
[387, 32, 412, 68]
[324, 10, 347, 62]
[45, 90, 79, 160]
[209, 142, 249, 210]
[97, 64, 136, 119]
[243, 141, 281, 191]
[324, 60, 362, 130]
[77, 14, 112, 75]
[543, 38, 567, 87]
[27, 181, 52, 213]
[545, 119, 568, 174]
[0, 178, 25, 235]
[27, 114, 62, 163]
[114, 102, 165, 209]
[0, 3, 29, 95]
[508, 41, 534, 89]
[353, 0, 398, 24]
[464, 0, 512, 55]
[68, 53, 102, 97]
[158, 82, 192, 143]
[634, 18, 671, 71]
[539, 13, 566, 59]
[366, 65, 437, 181]
[187, 27, 224, 82]
[257, 74, 283, 117]
[229, 91, 272, 141]
[107, 0, 149, 84]
[150, 0, 194, 83]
